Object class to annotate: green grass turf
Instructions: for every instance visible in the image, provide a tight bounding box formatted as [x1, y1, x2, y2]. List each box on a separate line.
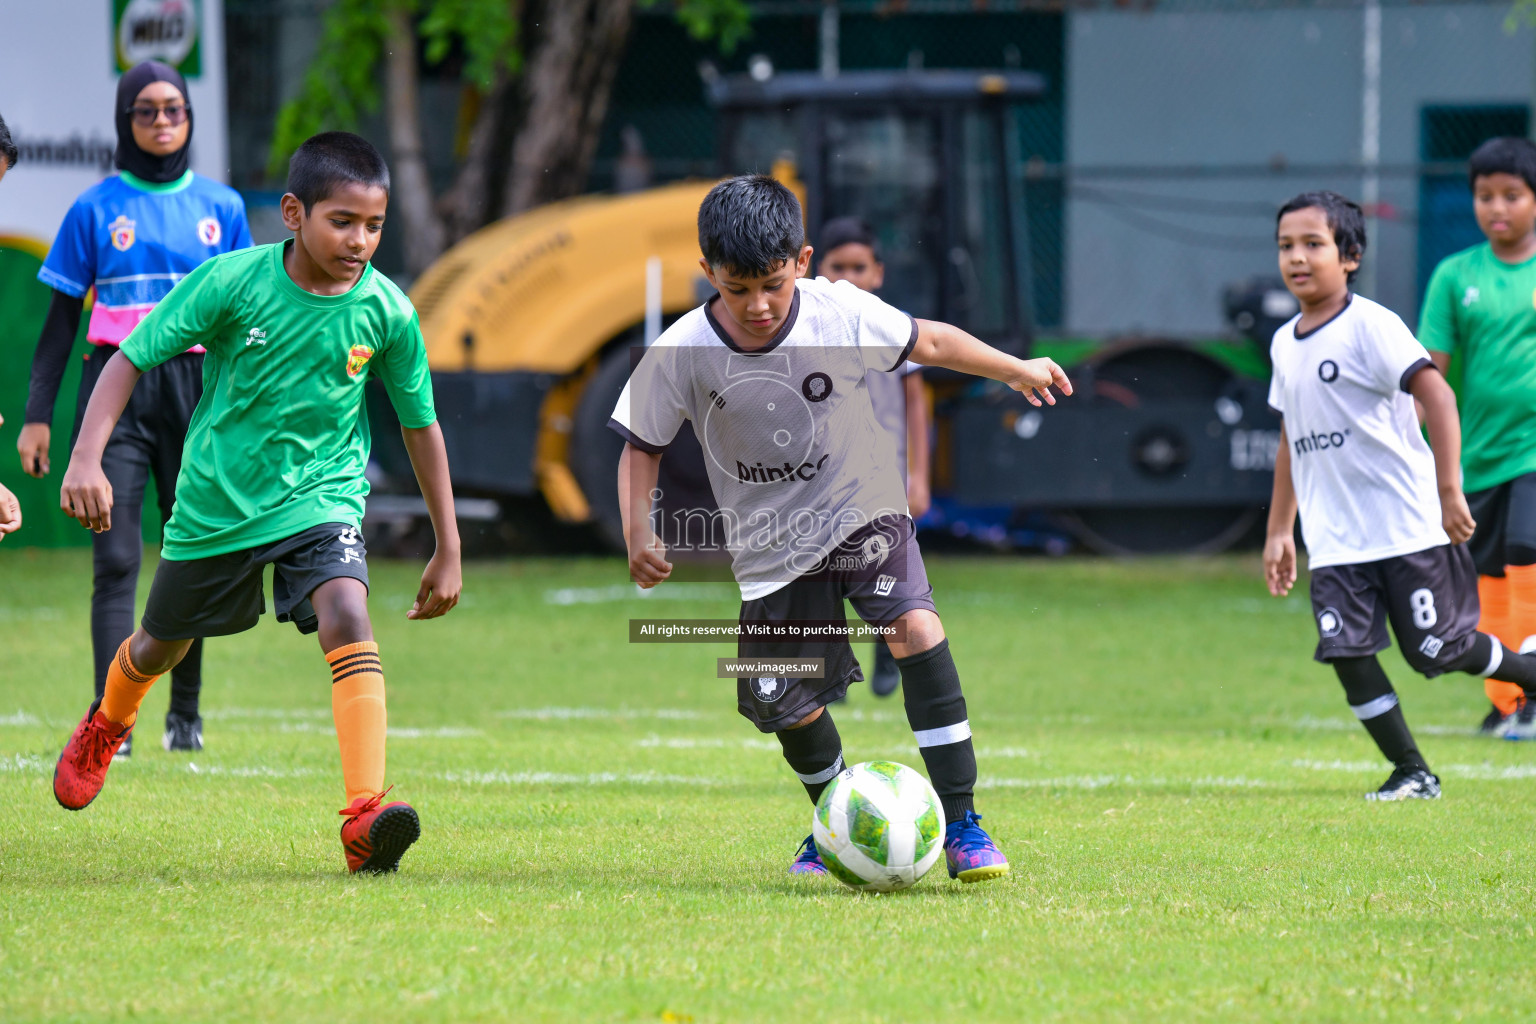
[1, 548, 1532, 1022]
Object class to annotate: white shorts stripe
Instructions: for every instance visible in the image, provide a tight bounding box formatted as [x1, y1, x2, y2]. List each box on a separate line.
[1350, 693, 1399, 721]
[913, 720, 972, 748]
[795, 754, 844, 785]
[1481, 639, 1504, 679]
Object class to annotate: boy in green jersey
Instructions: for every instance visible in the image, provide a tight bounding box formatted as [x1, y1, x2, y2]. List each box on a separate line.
[51, 132, 462, 874]
[1420, 137, 1536, 738]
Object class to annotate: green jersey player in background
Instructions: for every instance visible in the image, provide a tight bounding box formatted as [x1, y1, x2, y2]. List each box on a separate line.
[1419, 137, 1536, 738]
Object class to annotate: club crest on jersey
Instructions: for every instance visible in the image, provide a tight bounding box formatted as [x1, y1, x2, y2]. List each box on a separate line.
[108, 215, 135, 252]
[1317, 360, 1339, 383]
[197, 217, 221, 246]
[752, 676, 787, 703]
[802, 372, 833, 402]
[346, 344, 375, 377]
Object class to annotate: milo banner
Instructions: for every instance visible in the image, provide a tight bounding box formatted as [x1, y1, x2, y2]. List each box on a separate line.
[0, 1, 227, 546]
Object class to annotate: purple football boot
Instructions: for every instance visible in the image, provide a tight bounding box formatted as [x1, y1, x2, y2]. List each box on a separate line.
[945, 810, 1010, 883]
[788, 834, 828, 876]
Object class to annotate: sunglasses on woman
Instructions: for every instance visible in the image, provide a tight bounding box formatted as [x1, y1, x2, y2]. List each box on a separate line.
[127, 103, 190, 126]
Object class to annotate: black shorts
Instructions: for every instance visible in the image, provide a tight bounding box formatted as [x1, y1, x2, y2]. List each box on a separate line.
[1309, 544, 1481, 676]
[141, 522, 370, 640]
[72, 345, 204, 451]
[736, 515, 937, 732]
[1466, 473, 1536, 577]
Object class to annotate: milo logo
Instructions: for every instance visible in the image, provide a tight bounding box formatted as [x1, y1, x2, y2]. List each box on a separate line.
[115, 0, 201, 74]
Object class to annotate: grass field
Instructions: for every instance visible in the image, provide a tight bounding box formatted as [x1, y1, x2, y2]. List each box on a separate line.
[2, 548, 1533, 1022]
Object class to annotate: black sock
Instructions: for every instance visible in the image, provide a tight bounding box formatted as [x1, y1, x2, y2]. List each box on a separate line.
[167, 638, 204, 720]
[1333, 656, 1426, 771]
[897, 638, 976, 823]
[776, 709, 844, 805]
[1450, 632, 1536, 698]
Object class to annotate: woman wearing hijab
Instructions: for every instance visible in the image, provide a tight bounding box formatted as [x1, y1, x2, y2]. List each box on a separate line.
[17, 61, 251, 757]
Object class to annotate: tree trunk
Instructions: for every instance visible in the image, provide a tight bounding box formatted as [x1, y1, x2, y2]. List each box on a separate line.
[437, 73, 518, 245]
[384, 6, 447, 278]
[502, 0, 635, 216]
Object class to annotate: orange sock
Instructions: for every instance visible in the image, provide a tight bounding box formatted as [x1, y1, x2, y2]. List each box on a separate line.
[327, 641, 387, 804]
[100, 638, 159, 727]
[1488, 570, 1526, 714]
[1507, 565, 1536, 649]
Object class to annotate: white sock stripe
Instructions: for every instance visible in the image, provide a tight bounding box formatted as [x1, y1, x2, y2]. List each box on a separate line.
[1482, 639, 1505, 679]
[795, 754, 844, 785]
[1350, 693, 1399, 721]
[913, 720, 972, 748]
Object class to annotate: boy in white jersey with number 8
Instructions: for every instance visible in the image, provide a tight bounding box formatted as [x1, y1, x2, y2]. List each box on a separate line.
[612, 175, 1072, 879]
[1264, 190, 1536, 799]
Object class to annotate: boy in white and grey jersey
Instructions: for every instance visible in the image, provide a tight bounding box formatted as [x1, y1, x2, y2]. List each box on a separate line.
[612, 175, 1072, 882]
[611, 274, 914, 599]
[1264, 191, 1536, 801]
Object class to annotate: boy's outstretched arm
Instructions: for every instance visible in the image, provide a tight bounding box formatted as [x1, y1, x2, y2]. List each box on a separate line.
[1409, 365, 1475, 544]
[58, 350, 143, 532]
[400, 422, 462, 619]
[911, 320, 1072, 407]
[619, 443, 671, 588]
[1264, 424, 1298, 597]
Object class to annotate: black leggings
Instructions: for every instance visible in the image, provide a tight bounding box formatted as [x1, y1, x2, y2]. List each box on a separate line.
[74, 347, 205, 714]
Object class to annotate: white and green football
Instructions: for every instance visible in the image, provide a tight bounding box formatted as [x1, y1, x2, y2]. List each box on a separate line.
[813, 760, 945, 892]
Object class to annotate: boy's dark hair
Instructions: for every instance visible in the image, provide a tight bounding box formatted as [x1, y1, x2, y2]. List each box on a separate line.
[699, 174, 804, 277]
[0, 112, 18, 171]
[1277, 190, 1366, 283]
[286, 131, 390, 212]
[1467, 136, 1536, 195]
[819, 216, 881, 262]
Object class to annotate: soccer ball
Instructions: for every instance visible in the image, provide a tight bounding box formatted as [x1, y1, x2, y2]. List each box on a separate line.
[813, 760, 945, 892]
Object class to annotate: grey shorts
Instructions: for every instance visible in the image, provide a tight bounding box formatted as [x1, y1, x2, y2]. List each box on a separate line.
[736, 514, 936, 731]
[1309, 544, 1480, 676]
[142, 522, 370, 640]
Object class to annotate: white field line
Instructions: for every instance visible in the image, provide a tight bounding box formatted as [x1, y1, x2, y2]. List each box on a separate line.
[1283, 715, 1477, 737]
[543, 583, 736, 605]
[221, 722, 481, 738]
[636, 735, 780, 751]
[497, 707, 709, 720]
[632, 735, 1035, 759]
[1232, 598, 1309, 614]
[436, 770, 722, 786]
[185, 763, 317, 778]
[978, 775, 1273, 791]
[1292, 758, 1536, 780]
[0, 711, 41, 726]
[0, 606, 65, 621]
[202, 707, 330, 720]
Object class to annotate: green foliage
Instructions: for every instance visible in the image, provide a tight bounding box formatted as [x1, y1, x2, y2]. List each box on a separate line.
[3, 552, 1535, 1018]
[642, 0, 752, 53]
[267, 0, 396, 178]
[418, 0, 520, 87]
[268, 0, 750, 181]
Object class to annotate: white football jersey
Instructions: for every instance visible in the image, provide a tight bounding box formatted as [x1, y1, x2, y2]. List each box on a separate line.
[1268, 294, 1447, 568]
[611, 276, 917, 598]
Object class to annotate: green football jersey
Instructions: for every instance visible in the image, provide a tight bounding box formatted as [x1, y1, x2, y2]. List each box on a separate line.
[119, 241, 436, 560]
[1419, 242, 1536, 492]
